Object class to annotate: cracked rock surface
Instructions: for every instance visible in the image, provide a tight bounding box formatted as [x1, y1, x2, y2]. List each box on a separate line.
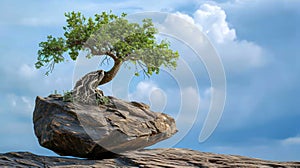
[33, 95, 177, 159]
[1, 148, 300, 168]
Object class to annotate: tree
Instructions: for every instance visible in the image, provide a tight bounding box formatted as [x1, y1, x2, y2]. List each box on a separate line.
[36, 11, 179, 104]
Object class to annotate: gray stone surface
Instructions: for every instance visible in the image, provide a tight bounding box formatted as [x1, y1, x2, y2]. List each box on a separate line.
[33, 95, 177, 159]
[1, 148, 300, 168]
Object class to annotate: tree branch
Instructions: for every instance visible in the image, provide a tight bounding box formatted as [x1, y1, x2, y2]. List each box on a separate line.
[105, 51, 118, 61]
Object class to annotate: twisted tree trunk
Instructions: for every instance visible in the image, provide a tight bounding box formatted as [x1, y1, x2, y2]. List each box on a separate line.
[72, 70, 105, 105]
[72, 55, 122, 105]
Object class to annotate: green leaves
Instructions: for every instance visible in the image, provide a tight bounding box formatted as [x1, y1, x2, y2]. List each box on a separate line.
[36, 11, 179, 79]
[36, 35, 67, 75]
[36, 11, 123, 74]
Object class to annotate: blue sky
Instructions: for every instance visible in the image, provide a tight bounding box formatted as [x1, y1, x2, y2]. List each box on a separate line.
[0, 0, 300, 161]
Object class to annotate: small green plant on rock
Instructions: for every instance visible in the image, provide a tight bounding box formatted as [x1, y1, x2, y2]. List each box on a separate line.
[63, 91, 74, 102]
[96, 96, 110, 105]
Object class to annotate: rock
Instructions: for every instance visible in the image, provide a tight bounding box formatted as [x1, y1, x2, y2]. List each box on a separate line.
[1, 149, 300, 168]
[33, 95, 177, 159]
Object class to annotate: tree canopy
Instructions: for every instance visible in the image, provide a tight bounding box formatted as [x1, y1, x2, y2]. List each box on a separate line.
[36, 11, 179, 85]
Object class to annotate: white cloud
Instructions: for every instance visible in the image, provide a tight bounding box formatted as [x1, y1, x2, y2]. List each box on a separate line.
[151, 86, 203, 148]
[149, 89, 167, 112]
[181, 87, 201, 112]
[281, 136, 300, 146]
[173, 12, 195, 25]
[129, 81, 159, 102]
[11, 99, 17, 107]
[19, 64, 37, 78]
[128, 80, 203, 118]
[171, 4, 267, 72]
[21, 96, 34, 111]
[6, 94, 34, 117]
[194, 4, 236, 43]
[174, 86, 202, 128]
[216, 40, 266, 72]
[204, 87, 213, 97]
[128, 81, 169, 112]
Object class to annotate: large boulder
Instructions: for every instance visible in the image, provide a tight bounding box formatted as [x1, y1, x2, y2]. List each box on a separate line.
[33, 95, 177, 159]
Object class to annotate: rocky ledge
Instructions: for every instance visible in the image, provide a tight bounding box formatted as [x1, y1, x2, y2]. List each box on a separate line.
[1, 148, 299, 168]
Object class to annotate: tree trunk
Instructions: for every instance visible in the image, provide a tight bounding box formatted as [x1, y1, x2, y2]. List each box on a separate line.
[99, 59, 123, 85]
[72, 70, 105, 105]
[72, 57, 122, 104]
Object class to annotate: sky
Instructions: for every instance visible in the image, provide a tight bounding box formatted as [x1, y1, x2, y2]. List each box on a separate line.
[0, 0, 300, 162]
